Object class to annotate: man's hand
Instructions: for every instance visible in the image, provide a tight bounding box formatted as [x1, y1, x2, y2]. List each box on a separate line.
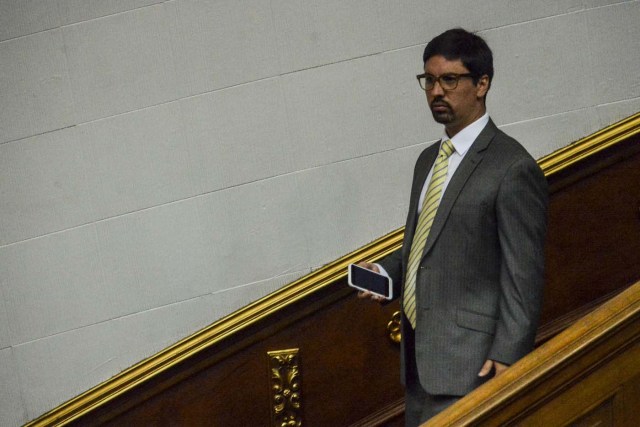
[478, 359, 508, 378]
[354, 262, 386, 303]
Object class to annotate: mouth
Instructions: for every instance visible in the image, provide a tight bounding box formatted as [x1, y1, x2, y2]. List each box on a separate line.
[431, 102, 450, 113]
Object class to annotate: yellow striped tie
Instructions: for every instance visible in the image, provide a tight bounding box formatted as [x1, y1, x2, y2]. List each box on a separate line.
[403, 139, 455, 328]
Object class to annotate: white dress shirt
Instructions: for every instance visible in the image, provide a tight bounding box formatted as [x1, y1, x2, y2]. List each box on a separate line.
[416, 113, 489, 213]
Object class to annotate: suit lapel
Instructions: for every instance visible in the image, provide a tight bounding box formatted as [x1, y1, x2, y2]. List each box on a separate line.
[405, 143, 439, 243]
[421, 120, 498, 258]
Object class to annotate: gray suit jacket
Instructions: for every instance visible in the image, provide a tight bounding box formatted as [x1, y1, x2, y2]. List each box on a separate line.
[379, 119, 548, 396]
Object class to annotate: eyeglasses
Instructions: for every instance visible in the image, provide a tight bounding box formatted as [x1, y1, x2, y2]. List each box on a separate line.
[416, 73, 475, 91]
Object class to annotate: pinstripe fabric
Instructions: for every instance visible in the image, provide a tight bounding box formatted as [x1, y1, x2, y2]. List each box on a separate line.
[403, 139, 455, 328]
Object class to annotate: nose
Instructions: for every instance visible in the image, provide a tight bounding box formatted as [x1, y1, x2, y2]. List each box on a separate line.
[429, 79, 445, 96]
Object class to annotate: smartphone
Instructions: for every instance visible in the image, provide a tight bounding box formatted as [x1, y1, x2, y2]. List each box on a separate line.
[348, 263, 393, 300]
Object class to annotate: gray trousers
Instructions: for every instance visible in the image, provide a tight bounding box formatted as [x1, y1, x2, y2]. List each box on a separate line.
[402, 321, 461, 426]
[404, 382, 460, 426]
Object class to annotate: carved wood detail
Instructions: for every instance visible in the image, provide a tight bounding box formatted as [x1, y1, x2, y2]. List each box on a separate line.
[269, 349, 303, 427]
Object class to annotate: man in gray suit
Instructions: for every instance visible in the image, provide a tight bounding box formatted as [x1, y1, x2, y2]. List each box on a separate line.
[358, 28, 548, 425]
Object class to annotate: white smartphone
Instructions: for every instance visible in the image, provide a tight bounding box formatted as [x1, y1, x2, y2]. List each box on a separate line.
[348, 263, 393, 300]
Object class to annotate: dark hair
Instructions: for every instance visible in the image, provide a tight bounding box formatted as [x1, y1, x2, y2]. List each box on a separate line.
[423, 28, 493, 89]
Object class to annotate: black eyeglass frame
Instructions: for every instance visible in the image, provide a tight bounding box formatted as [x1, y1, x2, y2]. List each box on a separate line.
[416, 73, 475, 91]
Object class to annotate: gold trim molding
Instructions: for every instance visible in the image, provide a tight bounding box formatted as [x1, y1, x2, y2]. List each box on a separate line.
[26, 112, 640, 426]
[538, 112, 640, 177]
[269, 349, 302, 427]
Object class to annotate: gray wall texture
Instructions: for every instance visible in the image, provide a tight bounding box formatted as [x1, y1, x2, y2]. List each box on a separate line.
[1, 0, 639, 425]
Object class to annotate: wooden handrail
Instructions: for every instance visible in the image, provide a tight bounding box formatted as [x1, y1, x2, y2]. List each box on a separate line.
[425, 280, 640, 426]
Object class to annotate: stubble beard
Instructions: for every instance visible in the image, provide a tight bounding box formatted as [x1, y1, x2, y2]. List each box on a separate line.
[430, 98, 454, 125]
[431, 110, 453, 124]
[430, 107, 454, 125]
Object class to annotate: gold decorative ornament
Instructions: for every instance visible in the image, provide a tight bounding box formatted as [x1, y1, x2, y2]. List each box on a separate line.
[269, 349, 302, 427]
[387, 311, 402, 344]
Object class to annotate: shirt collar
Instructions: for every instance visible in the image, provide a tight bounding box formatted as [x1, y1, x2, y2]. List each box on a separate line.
[440, 112, 490, 156]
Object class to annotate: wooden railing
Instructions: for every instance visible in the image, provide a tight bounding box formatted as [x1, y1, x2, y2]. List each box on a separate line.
[425, 280, 640, 426]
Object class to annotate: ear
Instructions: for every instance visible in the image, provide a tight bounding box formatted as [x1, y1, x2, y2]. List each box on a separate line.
[475, 75, 490, 99]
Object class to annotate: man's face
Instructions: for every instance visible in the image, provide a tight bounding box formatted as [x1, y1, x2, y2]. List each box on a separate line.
[423, 55, 489, 137]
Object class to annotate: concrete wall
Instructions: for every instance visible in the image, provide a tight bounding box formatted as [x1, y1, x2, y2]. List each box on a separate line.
[1, 0, 639, 424]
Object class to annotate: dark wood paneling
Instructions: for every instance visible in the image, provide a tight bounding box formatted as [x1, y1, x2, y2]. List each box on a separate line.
[74, 286, 403, 426]
[542, 136, 640, 325]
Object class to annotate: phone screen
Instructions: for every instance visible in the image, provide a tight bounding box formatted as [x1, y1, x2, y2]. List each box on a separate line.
[348, 264, 392, 299]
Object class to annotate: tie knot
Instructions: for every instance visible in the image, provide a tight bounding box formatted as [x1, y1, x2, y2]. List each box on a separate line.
[440, 139, 455, 158]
